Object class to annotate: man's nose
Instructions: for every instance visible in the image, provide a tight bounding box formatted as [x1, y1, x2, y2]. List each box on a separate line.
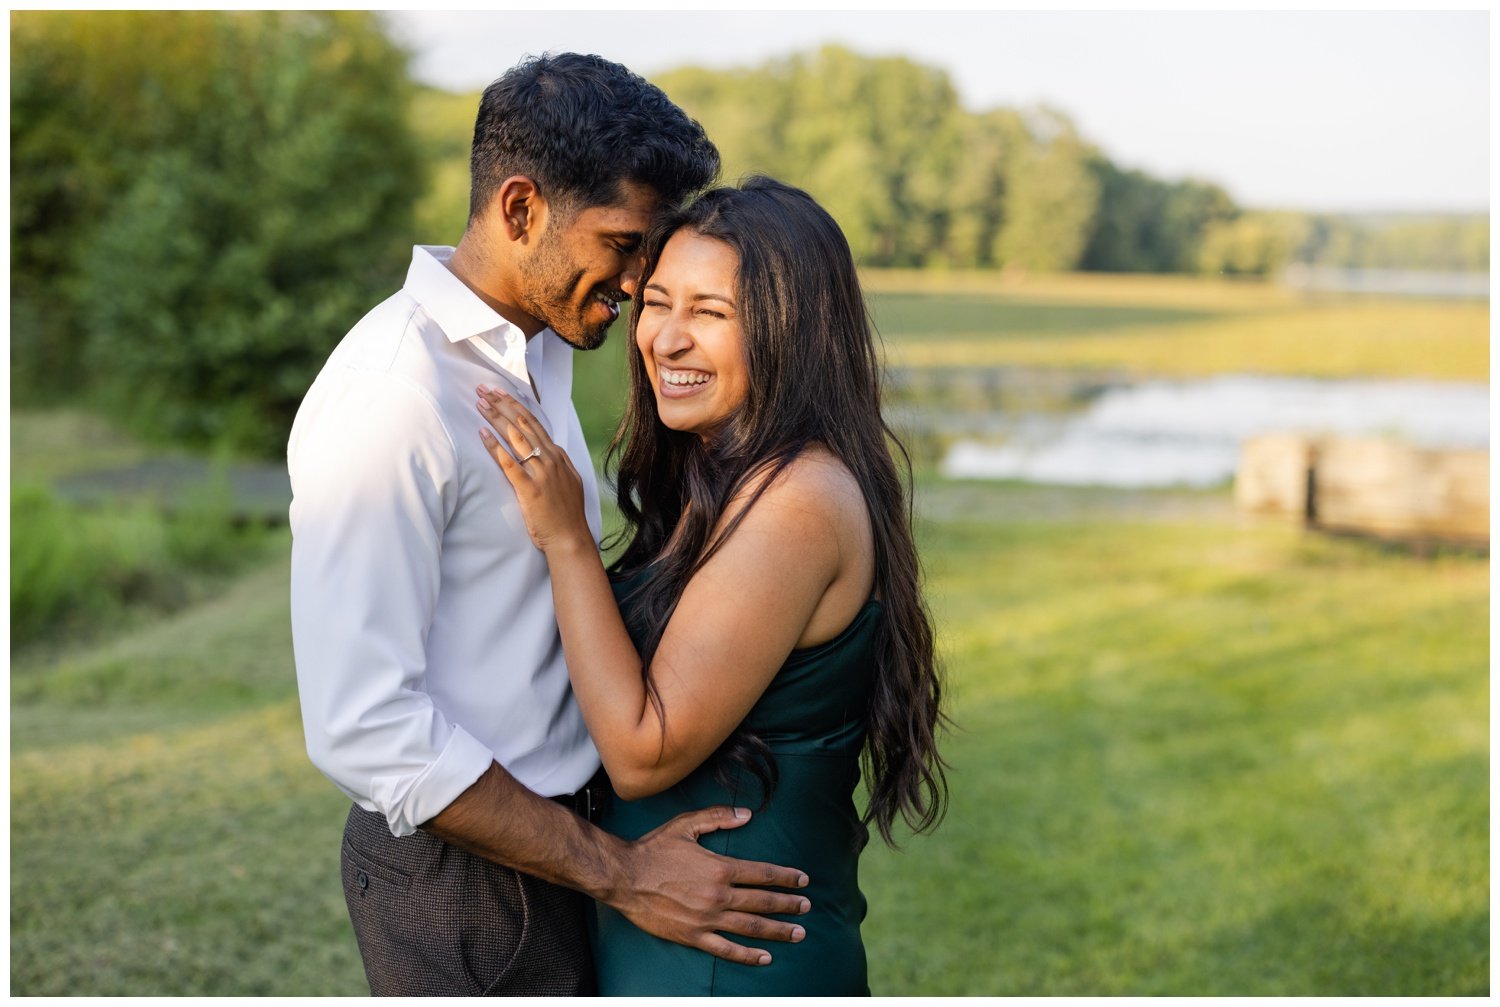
[618, 253, 646, 298]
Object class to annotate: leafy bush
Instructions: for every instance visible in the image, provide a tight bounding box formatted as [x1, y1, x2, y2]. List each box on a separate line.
[11, 481, 277, 648]
[12, 12, 423, 454]
[11, 484, 174, 644]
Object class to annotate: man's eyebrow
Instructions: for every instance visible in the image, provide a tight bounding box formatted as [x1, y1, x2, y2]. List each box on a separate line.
[601, 229, 643, 242]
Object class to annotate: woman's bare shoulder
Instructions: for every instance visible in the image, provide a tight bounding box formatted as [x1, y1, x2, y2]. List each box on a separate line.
[735, 444, 863, 513]
[716, 446, 869, 561]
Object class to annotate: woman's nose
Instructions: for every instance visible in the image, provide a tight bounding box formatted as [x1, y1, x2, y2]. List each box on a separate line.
[652, 313, 694, 355]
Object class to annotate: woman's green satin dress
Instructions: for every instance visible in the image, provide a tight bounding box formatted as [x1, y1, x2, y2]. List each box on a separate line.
[591, 569, 881, 996]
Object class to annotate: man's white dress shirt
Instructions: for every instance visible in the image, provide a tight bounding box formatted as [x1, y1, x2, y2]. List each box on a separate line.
[289, 245, 603, 837]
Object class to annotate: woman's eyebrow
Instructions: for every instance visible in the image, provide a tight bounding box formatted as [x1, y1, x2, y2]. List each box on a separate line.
[689, 292, 736, 307]
[643, 283, 736, 307]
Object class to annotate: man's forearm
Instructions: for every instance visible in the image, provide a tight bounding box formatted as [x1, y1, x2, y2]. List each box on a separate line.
[422, 757, 812, 968]
[421, 760, 625, 902]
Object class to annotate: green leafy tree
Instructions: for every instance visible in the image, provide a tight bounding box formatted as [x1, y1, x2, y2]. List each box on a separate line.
[11, 13, 220, 394]
[806, 48, 963, 265]
[938, 109, 1025, 268]
[409, 85, 482, 243]
[12, 11, 422, 454]
[993, 108, 1100, 271]
[1158, 180, 1237, 271]
[1198, 212, 1310, 276]
[657, 45, 965, 266]
[652, 47, 1243, 274]
[1362, 215, 1489, 271]
[1083, 163, 1235, 272]
[1079, 160, 1169, 272]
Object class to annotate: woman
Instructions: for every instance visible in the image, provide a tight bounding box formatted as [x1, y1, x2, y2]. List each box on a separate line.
[476, 177, 946, 995]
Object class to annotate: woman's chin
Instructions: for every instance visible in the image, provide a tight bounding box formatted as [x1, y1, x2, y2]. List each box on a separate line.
[651, 398, 735, 443]
[655, 418, 714, 444]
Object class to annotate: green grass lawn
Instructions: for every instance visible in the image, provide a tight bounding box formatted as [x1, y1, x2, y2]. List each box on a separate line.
[862, 496, 1488, 994]
[11, 482, 1487, 994]
[863, 271, 1489, 382]
[10, 272, 1487, 993]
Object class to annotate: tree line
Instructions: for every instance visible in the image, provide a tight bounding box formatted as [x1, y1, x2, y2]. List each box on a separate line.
[651, 46, 1488, 277]
[10, 16, 1485, 457]
[654, 48, 1230, 273]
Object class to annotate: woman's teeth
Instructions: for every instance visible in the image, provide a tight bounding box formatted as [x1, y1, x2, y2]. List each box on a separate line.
[662, 369, 710, 386]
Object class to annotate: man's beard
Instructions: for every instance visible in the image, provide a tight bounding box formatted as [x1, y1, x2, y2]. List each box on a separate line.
[555, 295, 615, 351]
[518, 242, 618, 351]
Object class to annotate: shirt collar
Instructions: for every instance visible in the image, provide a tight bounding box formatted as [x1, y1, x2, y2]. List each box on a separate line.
[405, 244, 550, 388]
[405, 245, 522, 343]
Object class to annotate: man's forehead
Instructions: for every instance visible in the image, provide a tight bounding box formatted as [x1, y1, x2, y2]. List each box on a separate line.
[580, 179, 662, 229]
[582, 211, 650, 236]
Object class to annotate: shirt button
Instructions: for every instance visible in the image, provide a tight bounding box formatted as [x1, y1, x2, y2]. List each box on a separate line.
[357, 871, 369, 891]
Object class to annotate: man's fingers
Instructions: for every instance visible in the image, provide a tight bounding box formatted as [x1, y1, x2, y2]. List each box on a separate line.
[719, 855, 810, 891]
[659, 807, 810, 889]
[670, 805, 754, 840]
[713, 910, 807, 945]
[697, 933, 774, 968]
[724, 887, 812, 917]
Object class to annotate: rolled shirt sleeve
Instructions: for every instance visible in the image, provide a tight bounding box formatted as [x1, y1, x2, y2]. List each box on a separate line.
[289, 368, 494, 836]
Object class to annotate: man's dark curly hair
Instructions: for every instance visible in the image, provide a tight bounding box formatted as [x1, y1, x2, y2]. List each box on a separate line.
[468, 52, 720, 221]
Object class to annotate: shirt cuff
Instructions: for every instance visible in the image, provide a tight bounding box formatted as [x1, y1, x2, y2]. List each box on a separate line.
[369, 726, 495, 838]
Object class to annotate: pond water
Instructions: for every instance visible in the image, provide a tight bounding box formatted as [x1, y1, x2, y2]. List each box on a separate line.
[898, 372, 1490, 489]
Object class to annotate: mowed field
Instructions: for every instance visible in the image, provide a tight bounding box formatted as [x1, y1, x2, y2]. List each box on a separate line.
[864, 270, 1489, 381]
[11, 273, 1489, 994]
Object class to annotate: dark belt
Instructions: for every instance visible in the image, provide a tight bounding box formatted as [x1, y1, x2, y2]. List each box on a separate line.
[549, 768, 609, 824]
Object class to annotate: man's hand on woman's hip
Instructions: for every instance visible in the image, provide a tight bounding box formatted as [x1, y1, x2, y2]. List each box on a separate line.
[606, 805, 811, 967]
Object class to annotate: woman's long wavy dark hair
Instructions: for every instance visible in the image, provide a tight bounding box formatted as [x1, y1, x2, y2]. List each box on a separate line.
[606, 176, 947, 846]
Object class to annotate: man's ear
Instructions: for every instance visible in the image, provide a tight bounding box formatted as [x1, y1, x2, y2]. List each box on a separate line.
[493, 175, 549, 245]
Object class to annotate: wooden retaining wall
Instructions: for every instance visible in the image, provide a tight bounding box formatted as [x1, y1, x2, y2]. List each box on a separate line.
[1236, 435, 1489, 547]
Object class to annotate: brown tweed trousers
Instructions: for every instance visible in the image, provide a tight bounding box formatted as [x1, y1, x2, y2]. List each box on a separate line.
[341, 804, 595, 996]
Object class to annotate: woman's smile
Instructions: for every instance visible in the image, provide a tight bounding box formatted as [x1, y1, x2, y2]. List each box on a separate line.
[635, 229, 749, 437]
[657, 366, 715, 397]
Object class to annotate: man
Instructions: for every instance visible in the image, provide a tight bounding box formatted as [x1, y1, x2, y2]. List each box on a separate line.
[288, 53, 809, 996]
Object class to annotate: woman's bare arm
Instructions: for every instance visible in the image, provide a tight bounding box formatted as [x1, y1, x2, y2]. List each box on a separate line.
[477, 387, 867, 799]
